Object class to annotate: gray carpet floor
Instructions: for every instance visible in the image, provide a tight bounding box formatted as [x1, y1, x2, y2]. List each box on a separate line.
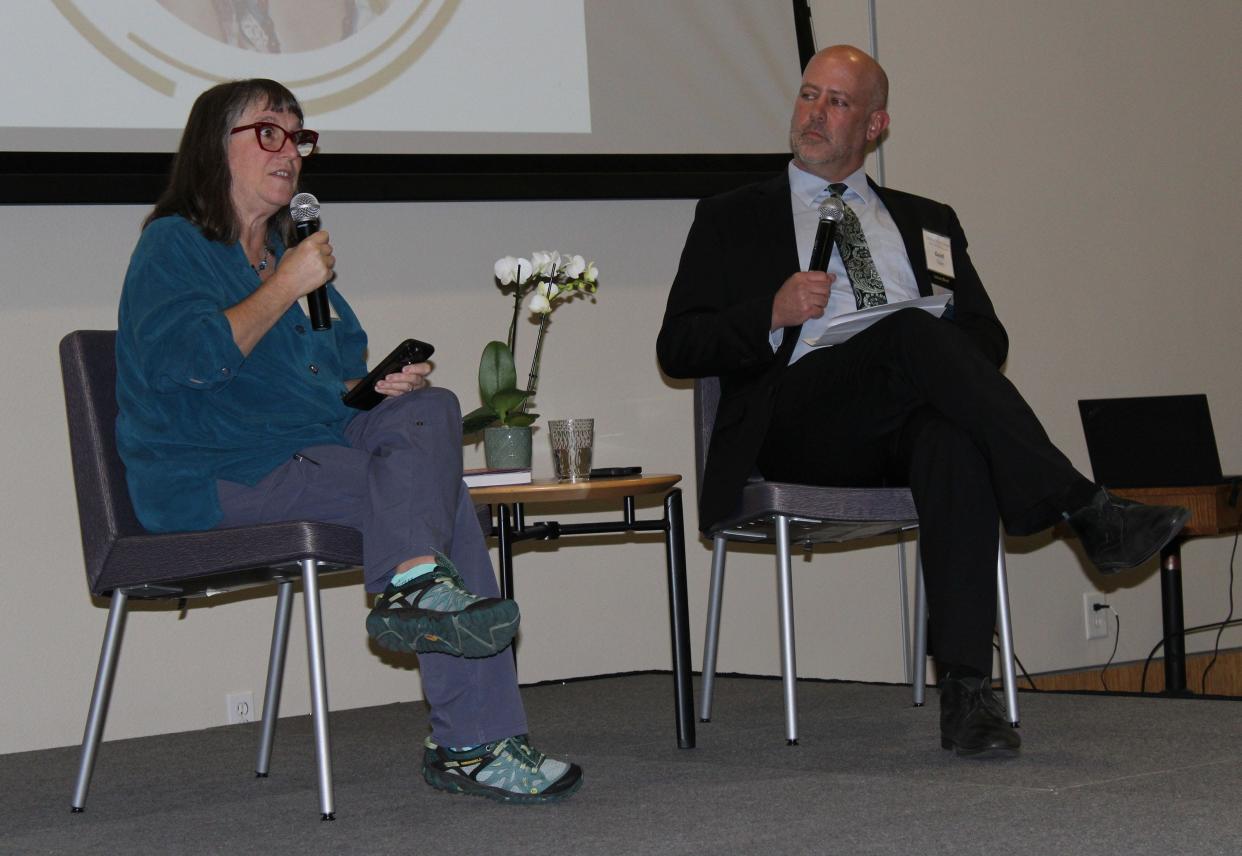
[4, 674, 1241, 855]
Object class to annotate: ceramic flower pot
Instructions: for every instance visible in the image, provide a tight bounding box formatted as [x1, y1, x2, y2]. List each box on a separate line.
[483, 425, 533, 469]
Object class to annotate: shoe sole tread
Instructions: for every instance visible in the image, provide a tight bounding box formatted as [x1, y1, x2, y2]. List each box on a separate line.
[422, 763, 583, 804]
[366, 600, 519, 658]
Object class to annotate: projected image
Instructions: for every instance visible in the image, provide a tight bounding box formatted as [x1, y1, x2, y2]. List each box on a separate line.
[157, 0, 391, 54]
[7, 0, 589, 142]
[4, 1, 795, 158]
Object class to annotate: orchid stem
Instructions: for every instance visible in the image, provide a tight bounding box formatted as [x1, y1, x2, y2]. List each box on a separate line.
[525, 313, 550, 401]
[507, 284, 522, 354]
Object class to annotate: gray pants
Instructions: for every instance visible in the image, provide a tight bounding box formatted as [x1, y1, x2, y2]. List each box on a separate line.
[217, 387, 527, 746]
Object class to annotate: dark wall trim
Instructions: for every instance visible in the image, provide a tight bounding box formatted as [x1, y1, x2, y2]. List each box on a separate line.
[0, 152, 791, 205]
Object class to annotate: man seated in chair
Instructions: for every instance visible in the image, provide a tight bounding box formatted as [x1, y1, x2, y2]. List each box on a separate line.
[656, 45, 1188, 757]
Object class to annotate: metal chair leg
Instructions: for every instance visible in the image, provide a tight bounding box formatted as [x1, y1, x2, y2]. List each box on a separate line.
[774, 515, 799, 745]
[699, 534, 728, 723]
[911, 546, 928, 707]
[897, 533, 912, 684]
[995, 538, 1021, 726]
[71, 590, 130, 812]
[256, 580, 294, 777]
[300, 560, 335, 821]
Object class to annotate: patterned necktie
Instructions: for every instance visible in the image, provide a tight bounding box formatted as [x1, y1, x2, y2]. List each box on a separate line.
[827, 183, 887, 309]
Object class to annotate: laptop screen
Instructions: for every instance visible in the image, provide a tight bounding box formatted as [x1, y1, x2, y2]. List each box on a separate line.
[1077, 394, 1224, 488]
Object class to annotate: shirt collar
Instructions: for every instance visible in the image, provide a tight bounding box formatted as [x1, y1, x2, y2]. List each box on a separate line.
[788, 161, 875, 209]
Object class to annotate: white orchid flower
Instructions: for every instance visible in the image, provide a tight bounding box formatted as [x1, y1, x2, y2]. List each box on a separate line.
[529, 292, 553, 314]
[531, 251, 554, 276]
[493, 256, 520, 285]
[583, 261, 599, 283]
[563, 254, 587, 279]
[514, 258, 532, 284]
[536, 281, 562, 301]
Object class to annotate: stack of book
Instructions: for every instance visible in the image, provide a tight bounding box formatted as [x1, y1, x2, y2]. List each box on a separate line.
[463, 467, 533, 488]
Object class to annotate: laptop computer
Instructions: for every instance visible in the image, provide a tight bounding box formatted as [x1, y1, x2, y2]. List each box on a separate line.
[1078, 394, 1229, 488]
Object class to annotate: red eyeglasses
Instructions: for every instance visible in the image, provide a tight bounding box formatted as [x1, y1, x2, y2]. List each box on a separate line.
[230, 121, 319, 157]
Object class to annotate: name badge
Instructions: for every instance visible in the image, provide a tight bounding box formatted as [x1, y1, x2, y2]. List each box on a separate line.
[923, 230, 954, 279]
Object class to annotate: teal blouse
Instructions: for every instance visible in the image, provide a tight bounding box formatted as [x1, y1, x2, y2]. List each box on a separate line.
[116, 215, 369, 533]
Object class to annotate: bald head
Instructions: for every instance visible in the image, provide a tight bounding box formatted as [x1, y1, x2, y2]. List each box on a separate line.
[808, 45, 888, 112]
[788, 44, 891, 180]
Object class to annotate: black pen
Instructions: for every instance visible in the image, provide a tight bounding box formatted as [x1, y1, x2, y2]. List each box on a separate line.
[292, 452, 320, 466]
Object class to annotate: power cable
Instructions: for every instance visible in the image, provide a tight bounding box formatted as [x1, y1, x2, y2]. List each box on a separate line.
[1200, 528, 1238, 693]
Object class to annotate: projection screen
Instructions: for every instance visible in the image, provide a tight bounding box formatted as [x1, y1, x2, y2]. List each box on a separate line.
[1, 0, 807, 202]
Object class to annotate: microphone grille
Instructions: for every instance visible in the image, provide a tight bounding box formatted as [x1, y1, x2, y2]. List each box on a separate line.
[289, 192, 320, 223]
[817, 197, 845, 223]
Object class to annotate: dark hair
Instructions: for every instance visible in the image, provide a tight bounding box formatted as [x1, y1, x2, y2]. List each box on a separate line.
[144, 79, 304, 244]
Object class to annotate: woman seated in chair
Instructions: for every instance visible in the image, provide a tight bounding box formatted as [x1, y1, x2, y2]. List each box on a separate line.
[114, 78, 581, 804]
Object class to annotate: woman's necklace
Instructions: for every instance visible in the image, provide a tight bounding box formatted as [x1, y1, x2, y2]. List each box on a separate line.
[252, 245, 273, 272]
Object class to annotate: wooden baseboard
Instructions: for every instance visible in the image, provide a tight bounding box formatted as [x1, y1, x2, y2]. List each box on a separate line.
[1011, 647, 1242, 696]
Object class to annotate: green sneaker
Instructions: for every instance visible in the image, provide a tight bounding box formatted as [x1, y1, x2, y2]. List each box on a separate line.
[366, 553, 519, 658]
[423, 735, 583, 804]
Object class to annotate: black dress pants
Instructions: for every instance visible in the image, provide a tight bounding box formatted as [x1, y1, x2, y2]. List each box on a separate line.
[758, 308, 1095, 674]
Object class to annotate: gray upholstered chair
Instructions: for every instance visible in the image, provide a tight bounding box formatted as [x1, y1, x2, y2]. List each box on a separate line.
[59, 331, 363, 820]
[693, 376, 1019, 744]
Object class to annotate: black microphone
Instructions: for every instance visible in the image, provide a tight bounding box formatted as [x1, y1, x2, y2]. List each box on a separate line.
[289, 192, 330, 330]
[809, 197, 845, 272]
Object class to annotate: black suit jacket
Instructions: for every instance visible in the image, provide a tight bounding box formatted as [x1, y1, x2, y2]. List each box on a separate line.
[657, 171, 1008, 532]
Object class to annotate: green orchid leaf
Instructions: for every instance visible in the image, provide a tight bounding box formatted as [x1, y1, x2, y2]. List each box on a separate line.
[490, 388, 529, 414]
[507, 412, 539, 427]
[461, 404, 498, 434]
[478, 340, 517, 401]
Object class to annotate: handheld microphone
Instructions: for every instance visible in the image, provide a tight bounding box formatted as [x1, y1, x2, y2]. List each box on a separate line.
[289, 192, 330, 330]
[809, 197, 845, 272]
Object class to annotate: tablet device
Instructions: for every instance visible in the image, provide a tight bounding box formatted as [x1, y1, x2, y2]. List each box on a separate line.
[342, 338, 434, 410]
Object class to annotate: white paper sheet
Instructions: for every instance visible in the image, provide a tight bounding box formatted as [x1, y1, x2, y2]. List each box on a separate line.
[802, 294, 953, 349]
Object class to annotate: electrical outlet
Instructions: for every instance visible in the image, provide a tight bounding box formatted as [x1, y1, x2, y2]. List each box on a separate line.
[226, 691, 254, 725]
[1083, 593, 1110, 640]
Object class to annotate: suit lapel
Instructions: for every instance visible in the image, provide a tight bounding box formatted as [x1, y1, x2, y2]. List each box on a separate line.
[756, 172, 800, 284]
[752, 172, 804, 363]
[871, 179, 933, 298]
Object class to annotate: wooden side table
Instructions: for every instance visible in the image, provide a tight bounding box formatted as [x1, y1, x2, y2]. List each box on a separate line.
[1112, 484, 1242, 694]
[469, 474, 695, 749]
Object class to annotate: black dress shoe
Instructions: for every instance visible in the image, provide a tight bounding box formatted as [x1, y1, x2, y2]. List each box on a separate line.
[939, 676, 1020, 758]
[1065, 488, 1190, 574]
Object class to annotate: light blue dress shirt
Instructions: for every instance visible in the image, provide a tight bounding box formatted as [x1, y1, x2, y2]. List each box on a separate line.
[774, 162, 920, 364]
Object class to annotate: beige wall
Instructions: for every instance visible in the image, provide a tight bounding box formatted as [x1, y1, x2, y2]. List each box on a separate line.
[3, 1, 1240, 754]
[868, 0, 1242, 686]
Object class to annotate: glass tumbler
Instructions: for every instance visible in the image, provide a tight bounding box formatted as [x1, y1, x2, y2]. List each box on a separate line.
[548, 418, 594, 481]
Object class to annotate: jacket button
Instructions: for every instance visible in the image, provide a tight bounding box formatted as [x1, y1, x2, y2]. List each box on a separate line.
[308, 364, 319, 374]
